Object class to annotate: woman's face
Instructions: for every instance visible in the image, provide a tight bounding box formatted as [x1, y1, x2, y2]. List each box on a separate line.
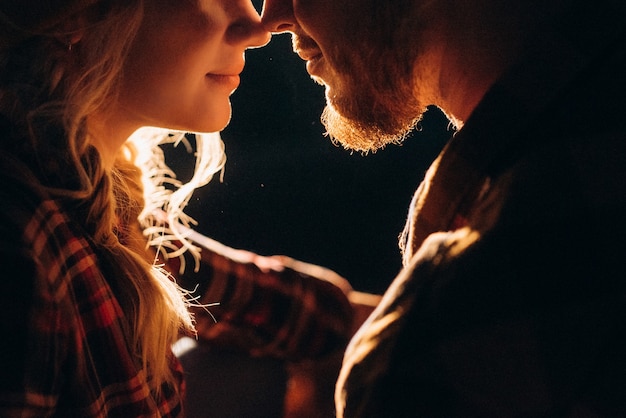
[118, 0, 270, 134]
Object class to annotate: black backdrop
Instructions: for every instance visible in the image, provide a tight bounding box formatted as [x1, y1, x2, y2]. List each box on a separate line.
[171, 32, 452, 294]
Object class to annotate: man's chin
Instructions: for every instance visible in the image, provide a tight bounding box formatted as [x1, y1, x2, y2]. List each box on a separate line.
[320, 104, 419, 154]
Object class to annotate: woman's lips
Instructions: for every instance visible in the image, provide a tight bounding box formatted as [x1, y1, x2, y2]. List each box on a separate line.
[206, 73, 241, 91]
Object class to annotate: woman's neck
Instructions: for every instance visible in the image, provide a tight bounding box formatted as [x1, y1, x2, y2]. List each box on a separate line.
[88, 111, 139, 169]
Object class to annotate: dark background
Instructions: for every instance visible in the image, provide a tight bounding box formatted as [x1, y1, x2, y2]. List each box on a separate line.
[174, 31, 452, 294]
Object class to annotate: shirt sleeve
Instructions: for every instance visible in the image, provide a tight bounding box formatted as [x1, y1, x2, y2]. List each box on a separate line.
[175, 245, 355, 361]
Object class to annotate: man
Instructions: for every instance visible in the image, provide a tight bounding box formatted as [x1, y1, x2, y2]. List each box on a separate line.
[262, 0, 626, 416]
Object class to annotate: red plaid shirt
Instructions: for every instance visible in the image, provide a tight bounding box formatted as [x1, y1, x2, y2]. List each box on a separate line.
[184, 249, 354, 360]
[0, 179, 186, 417]
[0, 160, 353, 416]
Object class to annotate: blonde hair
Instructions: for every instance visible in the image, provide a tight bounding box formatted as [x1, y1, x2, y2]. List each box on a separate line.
[0, 0, 220, 394]
[127, 128, 226, 274]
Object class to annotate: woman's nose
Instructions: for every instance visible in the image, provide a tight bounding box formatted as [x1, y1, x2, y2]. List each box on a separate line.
[228, 1, 272, 48]
[260, 0, 295, 33]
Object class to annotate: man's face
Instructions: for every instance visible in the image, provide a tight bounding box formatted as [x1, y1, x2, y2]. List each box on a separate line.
[262, 0, 439, 153]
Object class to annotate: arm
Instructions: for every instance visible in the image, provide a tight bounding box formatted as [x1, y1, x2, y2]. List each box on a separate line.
[172, 227, 357, 360]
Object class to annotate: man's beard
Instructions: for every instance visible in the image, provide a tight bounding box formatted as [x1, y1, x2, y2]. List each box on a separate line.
[319, 53, 427, 154]
[321, 100, 420, 154]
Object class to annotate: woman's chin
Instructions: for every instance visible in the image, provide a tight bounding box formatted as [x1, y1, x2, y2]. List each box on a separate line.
[185, 114, 232, 134]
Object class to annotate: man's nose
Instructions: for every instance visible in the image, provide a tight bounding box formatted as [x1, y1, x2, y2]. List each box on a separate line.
[261, 0, 296, 33]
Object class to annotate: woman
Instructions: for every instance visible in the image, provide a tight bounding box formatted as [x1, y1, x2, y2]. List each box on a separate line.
[0, 1, 354, 416]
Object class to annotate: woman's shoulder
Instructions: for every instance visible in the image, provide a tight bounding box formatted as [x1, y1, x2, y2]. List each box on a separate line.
[0, 154, 88, 273]
[0, 152, 50, 231]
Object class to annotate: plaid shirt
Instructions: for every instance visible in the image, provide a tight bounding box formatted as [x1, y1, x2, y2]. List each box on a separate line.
[336, 2, 626, 417]
[0, 177, 186, 417]
[180, 247, 353, 360]
[0, 162, 353, 416]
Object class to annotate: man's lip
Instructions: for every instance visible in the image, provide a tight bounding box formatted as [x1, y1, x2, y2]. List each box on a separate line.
[296, 49, 322, 62]
[293, 34, 323, 61]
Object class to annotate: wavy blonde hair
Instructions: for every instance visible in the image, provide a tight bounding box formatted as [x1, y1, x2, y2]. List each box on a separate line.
[0, 0, 224, 394]
[128, 128, 226, 269]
